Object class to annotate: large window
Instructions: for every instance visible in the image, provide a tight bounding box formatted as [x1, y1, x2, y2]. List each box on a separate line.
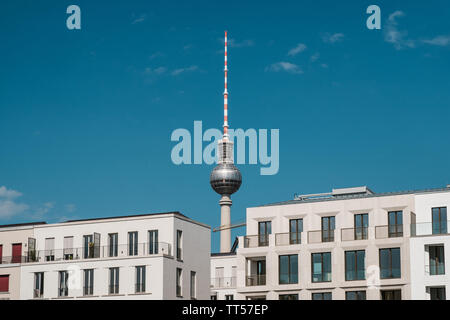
[0, 275, 9, 293]
[279, 294, 298, 300]
[430, 287, 446, 300]
[312, 252, 331, 282]
[45, 238, 55, 261]
[429, 245, 445, 275]
[346, 291, 366, 300]
[380, 248, 401, 279]
[108, 233, 118, 257]
[58, 271, 69, 297]
[354, 214, 368, 240]
[136, 266, 146, 293]
[345, 250, 365, 280]
[190, 271, 196, 299]
[388, 211, 403, 237]
[148, 230, 159, 254]
[34, 272, 44, 298]
[83, 269, 94, 296]
[63, 236, 74, 260]
[321, 216, 335, 242]
[128, 232, 138, 256]
[109, 267, 119, 294]
[176, 268, 182, 297]
[225, 294, 234, 300]
[279, 254, 298, 284]
[289, 219, 302, 244]
[258, 221, 271, 246]
[381, 290, 401, 300]
[176, 230, 183, 260]
[432, 207, 447, 235]
[83, 235, 94, 259]
[312, 292, 331, 300]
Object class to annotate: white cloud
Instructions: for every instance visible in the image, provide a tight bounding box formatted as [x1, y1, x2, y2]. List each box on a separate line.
[0, 186, 29, 218]
[265, 62, 303, 74]
[320, 63, 328, 68]
[132, 14, 147, 24]
[65, 204, 77, 213]
[288, 43, 307, 56]
[144, 66, 167, 75]
[322, 33, 344, 44]
[422, 35, 450, 47]
[310, 53, 320, 62]
[171, 65, 198, 76]
[384, 11, 415, 50]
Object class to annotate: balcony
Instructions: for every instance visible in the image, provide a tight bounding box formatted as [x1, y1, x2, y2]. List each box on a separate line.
[22, 242, 172, 263]
[308, 230, 335, 243]
[244, 235, 269, 248]
[275, 232, 302, 246]
[375, 225, 403, 239]
[0, 255, 29, 264]
[411, 221, 449, 237]
[210, 277, 237, 289]
[341, 227, 368, 241]
[246, 275, 266, 286]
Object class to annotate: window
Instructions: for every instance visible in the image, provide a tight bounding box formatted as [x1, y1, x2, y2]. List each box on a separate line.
[345, 250, 365, 280]
[109, 267, 119, 294]
[430, 287, 446, 300]
[83, 269, 94, 296]
[432, 207, 447, 235]
[128, 232, 138, 256]
[58, 271, 69, 297]
[279, 254, 298, 284]
[279, 294, 298, 300]
[381, 290, 401, 300]
[136, 266, 146, 293]
[388, 211, 403, 237]
[258, 221, 271, 246]
[312, 252, 331, 282]
[83, 235, 94, 259]
[321, 216, 335, 242]
[346, 291, 366, 300]
[176, 268, 182, 297]
[108, 233, 118, 257]
[45, 238, 55, 261]
[11, 243, 22, 263]
[176, 230, 183, 260]
[429, 245, 445, 275]
[190, 271, 196, 299]
[211, 295, 217, 300]
[225, 294, 234, 300]
[34, 272, 44, 298]
[148, 230, 159, 254]
[0, 275, 9, 293]
[379, 248, 401, 279]
[312, 292, 332, 300]
[289, 219, 302, 244]
[63, 236, 74, 260]
[354, 214, 368, 240]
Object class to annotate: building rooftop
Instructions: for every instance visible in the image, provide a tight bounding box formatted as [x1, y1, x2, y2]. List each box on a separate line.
[256, 186, 450, 208]
[64, 211, 188, 223]
[0, 221, 47, 229]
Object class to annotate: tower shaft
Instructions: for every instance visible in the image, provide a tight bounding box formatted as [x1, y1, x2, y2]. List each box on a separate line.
[219, 195, 232, 253]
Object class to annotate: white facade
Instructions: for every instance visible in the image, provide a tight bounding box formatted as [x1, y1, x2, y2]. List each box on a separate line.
[18, 212, 210, 300]
[210, 253, 237, 300]
[410, 189, 450, 299]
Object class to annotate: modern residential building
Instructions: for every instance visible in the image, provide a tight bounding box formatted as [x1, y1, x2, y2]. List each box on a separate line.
[0, 222, 46, 300]
[210, 238, 239, 300]
[1, 212, 210, 300]
[210, 186, 450, 300]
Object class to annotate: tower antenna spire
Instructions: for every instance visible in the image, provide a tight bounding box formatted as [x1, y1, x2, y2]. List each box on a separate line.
[223, 30, 229, 140]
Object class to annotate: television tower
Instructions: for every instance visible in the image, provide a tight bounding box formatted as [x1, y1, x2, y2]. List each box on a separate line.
[210, 31, 242, 253]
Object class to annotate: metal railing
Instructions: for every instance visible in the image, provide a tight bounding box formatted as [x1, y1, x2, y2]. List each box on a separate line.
[0, 255, 30, 264]
[244, 235, 269, 248]
[411, 221, 449, 237]
[20, 242, 171, 264]
[135, 283, 146, 293]
[33, 289, 43, 299]
[210, 277, 237, 289]
[275, 232, 301, 246]
[83, 286, 94, 296]
[108, 285, 119, 295]
[308, 230, 335, 243]
[246, 275, 266, 286]
[375, 225, 403, 239]
[341, 227, 368, 241]
[58, 287, 68, 297]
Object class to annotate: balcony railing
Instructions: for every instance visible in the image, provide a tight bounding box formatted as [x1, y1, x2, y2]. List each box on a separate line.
[341, 227, 368, 241]
[308, 230, 335, 243]
[108, 285, 119, 295]
[275, 232, 302, 246]
[33, 289, 43, 299]
[246, 275, 266, 286]
[0, 255, 30, 264]
[83, 286, 94, 296]
[411, 221, 450, 237]
[135, 283, 146, 293]
[244, 235, 269, 248]
[375, 225, 403, 239]
[210, 277, 237, 289]
[20, 242, 171, 264]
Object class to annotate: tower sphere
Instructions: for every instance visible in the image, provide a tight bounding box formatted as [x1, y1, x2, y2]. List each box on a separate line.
[210, 163, 242, 195]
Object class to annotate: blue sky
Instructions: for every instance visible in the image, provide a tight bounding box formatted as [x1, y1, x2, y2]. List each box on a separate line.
[1, 0, 449, 252]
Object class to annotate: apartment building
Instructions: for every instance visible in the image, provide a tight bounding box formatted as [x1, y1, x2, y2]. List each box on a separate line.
[1, 212, 210, 300]
[210, 250, 238, 300]
[410, 188, 450, 300]
[0, 222, 46, 300]
[210, 186, 450, 300]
